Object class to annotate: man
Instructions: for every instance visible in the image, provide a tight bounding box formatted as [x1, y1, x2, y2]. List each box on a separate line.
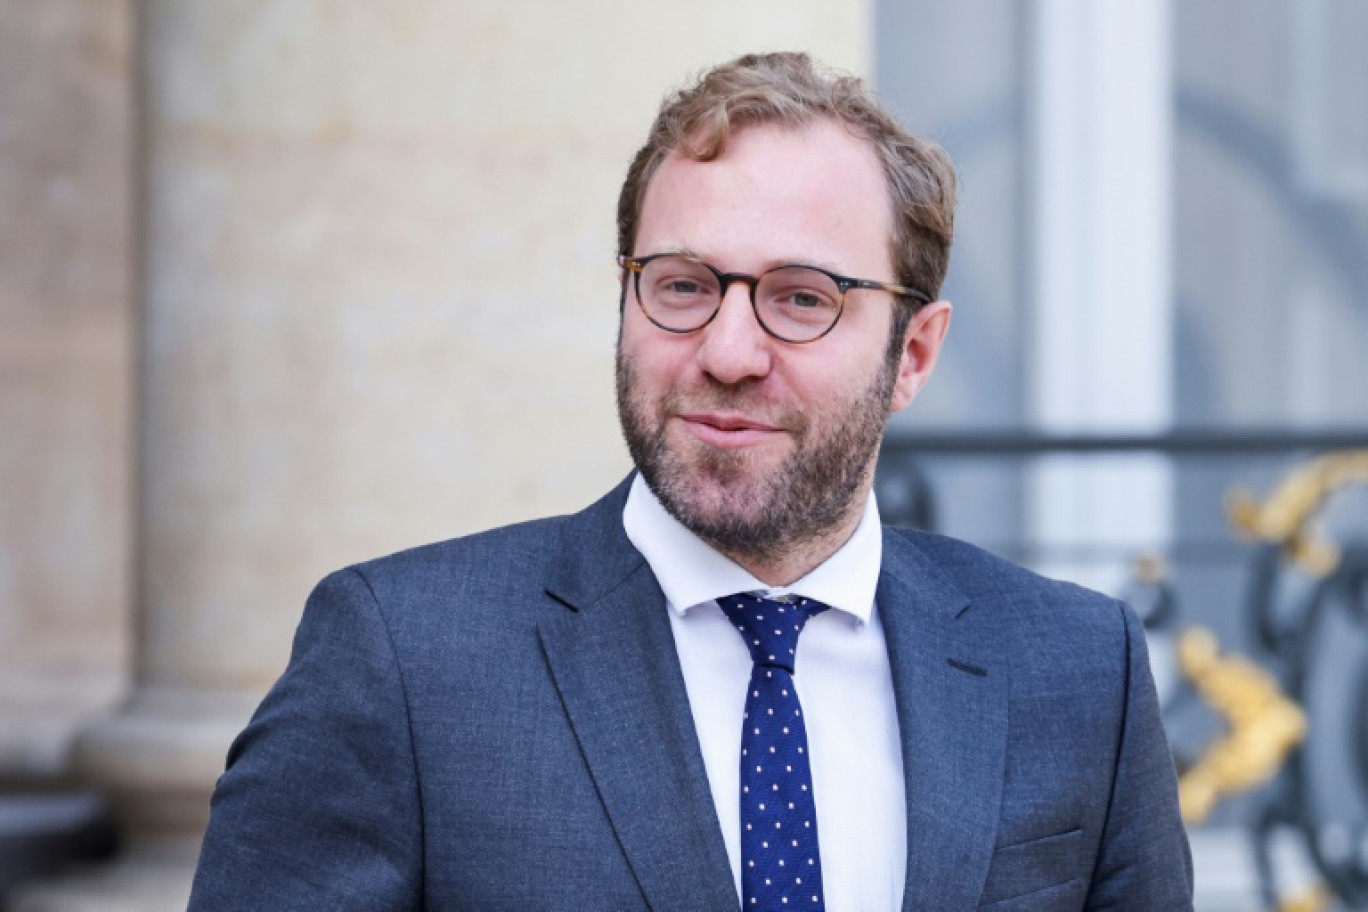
[190, 52, 1192, 910]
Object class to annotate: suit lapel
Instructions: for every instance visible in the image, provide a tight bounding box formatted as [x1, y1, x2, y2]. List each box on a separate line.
[538, 481, 737, 912]
[879, 529, 1008, 912]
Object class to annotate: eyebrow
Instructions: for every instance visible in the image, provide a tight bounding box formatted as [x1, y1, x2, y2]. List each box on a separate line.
[643, 247, 851, 276]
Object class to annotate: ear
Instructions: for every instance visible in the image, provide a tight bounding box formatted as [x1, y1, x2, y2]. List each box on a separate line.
[889, 300, 952, 413]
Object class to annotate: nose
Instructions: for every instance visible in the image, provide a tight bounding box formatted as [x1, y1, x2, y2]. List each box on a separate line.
[695, 281, 773, 385]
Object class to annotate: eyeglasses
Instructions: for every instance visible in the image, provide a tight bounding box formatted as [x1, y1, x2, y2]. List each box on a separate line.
[618, 253, 931, 344]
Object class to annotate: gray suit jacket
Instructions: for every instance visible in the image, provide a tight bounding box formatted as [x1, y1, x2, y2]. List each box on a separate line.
[190, 477, 1192, 910]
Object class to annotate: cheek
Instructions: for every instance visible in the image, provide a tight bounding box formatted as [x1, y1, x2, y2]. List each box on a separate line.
[621, 306, 706, 376]
[619, 335, 688, 401]
[786, 329, 886, 396]
[619, 303, 654, 352]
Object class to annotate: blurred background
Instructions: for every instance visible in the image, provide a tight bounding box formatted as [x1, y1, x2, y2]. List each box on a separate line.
[1, 0, 1366, 909]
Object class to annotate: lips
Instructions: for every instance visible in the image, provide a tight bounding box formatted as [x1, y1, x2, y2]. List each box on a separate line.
[676, 410, 787, 449]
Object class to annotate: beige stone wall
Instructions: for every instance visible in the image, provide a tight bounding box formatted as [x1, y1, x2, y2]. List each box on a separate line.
[0, 0, 133, 775]
[0, 1, 872, 752]
[134, 0, 873, 696]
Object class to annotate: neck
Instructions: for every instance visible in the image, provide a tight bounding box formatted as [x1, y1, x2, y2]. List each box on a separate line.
[713, 494, 868, 587]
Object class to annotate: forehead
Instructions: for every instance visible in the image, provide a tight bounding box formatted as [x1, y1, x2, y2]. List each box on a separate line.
[635, 119, 894, 275]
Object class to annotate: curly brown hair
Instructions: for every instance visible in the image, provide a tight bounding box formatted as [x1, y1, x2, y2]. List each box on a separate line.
[616, 51, 956, 314]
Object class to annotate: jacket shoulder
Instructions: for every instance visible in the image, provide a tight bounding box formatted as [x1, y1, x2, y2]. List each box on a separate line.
[883, 525, 1137, 675]
[886, 525, 1121, 613]
[350, 512, 573, 592]
[312, 478, 640, 636]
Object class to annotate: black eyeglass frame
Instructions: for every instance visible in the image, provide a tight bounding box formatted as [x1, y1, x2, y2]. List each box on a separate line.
[617, 253, 933, 344]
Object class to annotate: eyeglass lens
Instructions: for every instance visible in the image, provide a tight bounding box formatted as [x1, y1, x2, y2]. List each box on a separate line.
[637, 256, 841, 342]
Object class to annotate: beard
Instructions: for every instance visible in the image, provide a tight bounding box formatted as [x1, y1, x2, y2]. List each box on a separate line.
[615, 340, 900, 566]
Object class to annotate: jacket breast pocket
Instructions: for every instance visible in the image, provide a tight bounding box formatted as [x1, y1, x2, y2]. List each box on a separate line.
[978, 827, 1088, 909]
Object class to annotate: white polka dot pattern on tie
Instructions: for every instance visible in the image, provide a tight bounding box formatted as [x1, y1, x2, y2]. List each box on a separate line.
[717, 593, 828, 911]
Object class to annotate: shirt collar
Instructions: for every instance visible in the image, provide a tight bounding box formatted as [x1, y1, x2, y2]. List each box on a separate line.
[622, 473, 882, 625]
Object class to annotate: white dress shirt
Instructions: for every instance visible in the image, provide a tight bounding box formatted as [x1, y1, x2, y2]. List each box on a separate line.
[623, 474, 907, 911]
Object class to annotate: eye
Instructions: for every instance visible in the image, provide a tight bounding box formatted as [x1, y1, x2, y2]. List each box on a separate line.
[765, 278, 839, 312]
[643, 257, 719, 303]
[758, 267, 842, 335]
[784, 290, 829, 310]
[660, 277, 711, 297]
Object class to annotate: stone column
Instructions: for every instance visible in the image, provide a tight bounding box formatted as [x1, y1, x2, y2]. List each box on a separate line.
[15, 2, 869, 908]
[0, 0, 133, 777]
[1026, 0, 1175, 593]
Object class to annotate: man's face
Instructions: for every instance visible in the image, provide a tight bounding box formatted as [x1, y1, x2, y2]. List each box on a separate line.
[616, 119, 946, 564]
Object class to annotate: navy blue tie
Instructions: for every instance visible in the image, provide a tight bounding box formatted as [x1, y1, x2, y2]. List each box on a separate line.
[716, 593, 828, 911]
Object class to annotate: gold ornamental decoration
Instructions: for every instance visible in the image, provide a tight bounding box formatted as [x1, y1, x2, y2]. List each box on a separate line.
[1227, 450, 1368, 577]
[1175, 627, 1306, 825]
[1276, 884, 1331, 912]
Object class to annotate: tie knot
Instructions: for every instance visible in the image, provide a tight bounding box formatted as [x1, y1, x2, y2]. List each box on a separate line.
[716, 593, 828, 673]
